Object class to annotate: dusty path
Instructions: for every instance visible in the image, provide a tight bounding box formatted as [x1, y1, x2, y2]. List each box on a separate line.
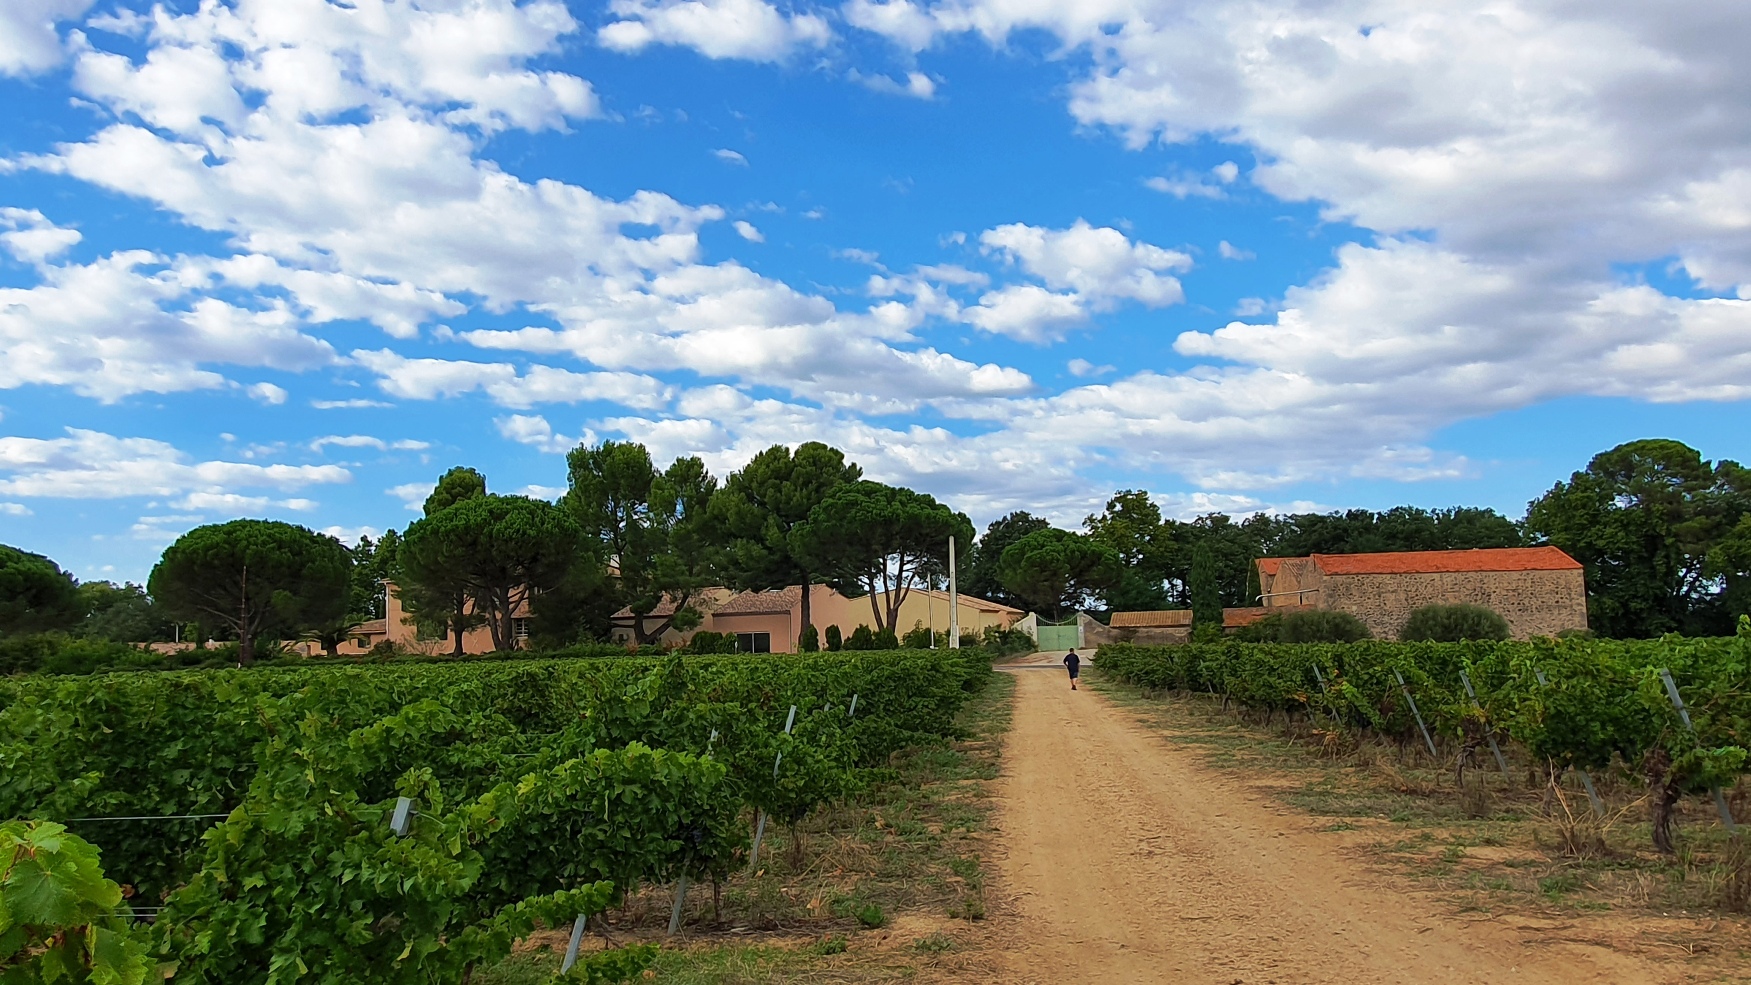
[987, 665, 1672, 985]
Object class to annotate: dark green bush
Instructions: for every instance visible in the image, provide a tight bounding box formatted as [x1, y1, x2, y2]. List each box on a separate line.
[799, 625, 820, 652]
[825, 625, 843, 651]
[845, 625, 876, 650]
[1400, 603, 1510, 642]
[684, 630, 738, 654]
[1276, 610, 1372, 643]
[874, 627, 899, 650]
[901, 624, 933, 649]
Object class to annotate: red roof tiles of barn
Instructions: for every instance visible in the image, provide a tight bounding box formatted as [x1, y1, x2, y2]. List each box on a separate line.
[1308, 546, 1582, 576]
[1256, 558, 1285, 577]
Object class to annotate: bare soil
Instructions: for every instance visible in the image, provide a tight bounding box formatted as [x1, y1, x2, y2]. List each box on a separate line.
[985, 664, 1706, 985]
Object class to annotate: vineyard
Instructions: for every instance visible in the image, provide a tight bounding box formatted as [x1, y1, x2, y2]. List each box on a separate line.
[1097, 619, 1751, 854]
[0, 648, 992, 984]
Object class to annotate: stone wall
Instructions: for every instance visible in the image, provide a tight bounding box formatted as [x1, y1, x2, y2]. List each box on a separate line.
[1081, 614, 1191, 648]
[1322, 569, 1588, 640]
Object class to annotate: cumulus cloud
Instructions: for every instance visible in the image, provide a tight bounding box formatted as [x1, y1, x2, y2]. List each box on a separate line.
[599, 0, 832, 62]
[714, 148, 749, 166]
[0, 428, 351, 500]
[0, 251, 336, 401]
[1217, 240, 1253, 261]
[962, 220, 1191, 341]
[0, 208, 81, 263]
[732, 220, 764, 242]
[832, 0, 1751, 488]
[247, 382, 288, 405]
[495, 413, 592, 454]
[0, 0, 94, 75]
[351, 350, 674, 411]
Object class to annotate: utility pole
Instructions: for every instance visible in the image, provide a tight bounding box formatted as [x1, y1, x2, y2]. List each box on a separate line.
[948, 535, 959, 649]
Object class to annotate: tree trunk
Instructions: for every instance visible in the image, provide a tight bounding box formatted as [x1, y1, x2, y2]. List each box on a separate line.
[450, 595, 466, 657]
[237, 564, 254, 666]
[1644, 747, 1681, 854]
[799, 575, 811, 644]
[323, 637, 339, 658]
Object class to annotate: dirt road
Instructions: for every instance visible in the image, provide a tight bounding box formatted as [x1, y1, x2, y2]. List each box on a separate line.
[987, 665, 1671, 985]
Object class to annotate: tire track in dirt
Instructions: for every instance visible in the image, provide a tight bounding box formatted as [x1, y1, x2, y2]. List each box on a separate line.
[986, 666, 1671, 985]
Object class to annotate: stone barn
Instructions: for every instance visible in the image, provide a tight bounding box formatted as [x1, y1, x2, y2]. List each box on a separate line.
[1255, 547, 1589, 640]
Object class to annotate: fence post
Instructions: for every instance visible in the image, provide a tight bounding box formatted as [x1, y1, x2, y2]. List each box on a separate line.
[667, 875, 690, 937]
[1393, 669, 1438, 759]
[1659, 669, 1737, 831]
[848, 693, 858, 719]
[560, 914, 587, 973]
[1458, 670, 1510, 775]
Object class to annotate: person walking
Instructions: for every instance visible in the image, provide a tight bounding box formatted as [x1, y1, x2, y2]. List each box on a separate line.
[1063, 648, 1081, 690]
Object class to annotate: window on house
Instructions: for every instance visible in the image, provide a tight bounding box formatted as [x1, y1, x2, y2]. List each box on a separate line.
[735, 632, 771, 653]
[512, 618, 530, 641]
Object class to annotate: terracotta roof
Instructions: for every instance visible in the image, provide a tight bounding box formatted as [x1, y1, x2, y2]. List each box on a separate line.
[1110, 609, 1192, 628]
[1256, 558, 1285, 577]
[713, 587, 801, 616]
[1309, 547, 1581, 576]
[352, 619, 387, 636]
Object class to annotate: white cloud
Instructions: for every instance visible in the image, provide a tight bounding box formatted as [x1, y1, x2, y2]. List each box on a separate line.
[850, 69, 937, 99]
[0, 502, 32, 516]
[714, 148, 749, 166]
[247, 382, 288, 405]
[732, 220, 764, 242]
[961, 220, 1191, 341]
[1067, 358, 1114, 377]
[0, 428, 351, 500]
[172, 492, 318, 513]
[351, 350, 673, 411]
[0, 0, 93, 76]
[962, 284, 1085, 343]
[495, 413, 592, 454]
[321, 525, 381, 546]
[1144, 163, 1239, 199]
[981, 220, 1191, 303]
[0, 252, 336, 401]
[311, 398, 393, 409]
[309, 434, 431, 454]
[388, 481, 433, 511]
[0, 207, 81, 262]
[1217, 240, 1254, 261]
[599, 0, 832, 62]
[832, 0, 1751, 489]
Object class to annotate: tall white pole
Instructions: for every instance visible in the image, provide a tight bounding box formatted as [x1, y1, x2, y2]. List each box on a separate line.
[948, 535, 959, 649]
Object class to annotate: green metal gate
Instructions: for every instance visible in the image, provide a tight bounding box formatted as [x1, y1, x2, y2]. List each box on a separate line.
[1035, 623, 1081, 651]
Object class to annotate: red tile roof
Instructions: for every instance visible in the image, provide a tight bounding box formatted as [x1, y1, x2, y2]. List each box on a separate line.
[1256, 558, 1285, 577]
[1110, 609, 1192, 628]
[1308, 546, 1581, 576]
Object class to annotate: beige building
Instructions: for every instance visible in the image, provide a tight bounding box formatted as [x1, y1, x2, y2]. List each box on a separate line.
[1256, 546, 1588, 640]
[611, 583, 1023, 653]
[286, 581, 532, 657]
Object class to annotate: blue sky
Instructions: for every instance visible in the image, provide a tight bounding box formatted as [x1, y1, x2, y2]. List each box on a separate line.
[2, 0, 1749, 583]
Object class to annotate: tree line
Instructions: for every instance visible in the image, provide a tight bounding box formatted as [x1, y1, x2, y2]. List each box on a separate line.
[1, 437, 1747, 660]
